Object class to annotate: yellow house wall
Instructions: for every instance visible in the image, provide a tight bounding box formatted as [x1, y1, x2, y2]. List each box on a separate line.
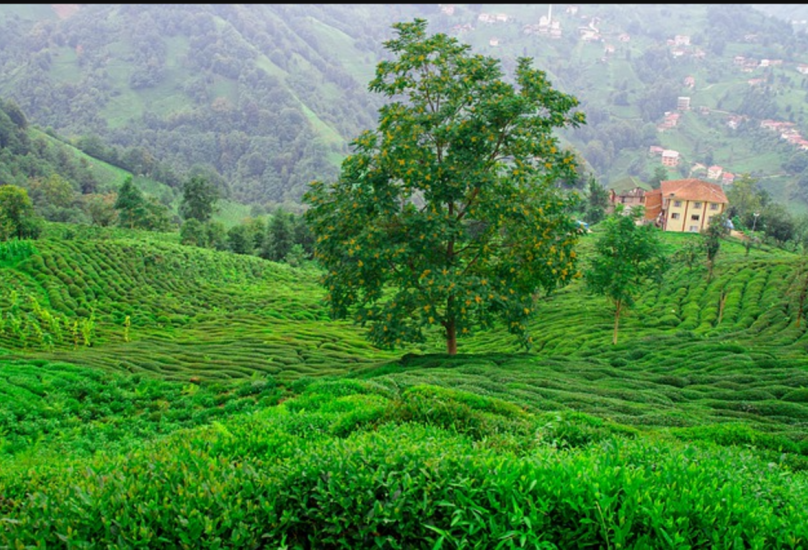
[665, 200, 687, 232]
[665, 200, 725, 232]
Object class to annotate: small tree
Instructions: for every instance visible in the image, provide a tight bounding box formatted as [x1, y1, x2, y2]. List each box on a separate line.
[649, 166, 669, 189]
[0, 185, 42, 240]
[114, 176, 145, 229]
[180, 218, 207, 247]
[82, 193, 118, 227]
[262, 209, 293, 262]
[179, 175, 219, 223]
[585, 207, 667, 345]
[704, 213, 729, 282]
[304, 19, 586, 355]
[227, 224, 252, 255]
[674, 237, 702, 271]
[583, 175, 610, 225]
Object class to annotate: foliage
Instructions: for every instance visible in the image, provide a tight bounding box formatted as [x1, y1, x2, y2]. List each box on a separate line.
[305, 19, 586, 354]
[179, 217, 207, 247]
[0, 185, 42, 241]
[673, 237, 702, 271]
[113, 176, 145, 229]
[179, 175, 219, 223]
[0, 379, 806, 548]
[113, 176, 173, 232]
[81, 193, 118, 227]
[726, 174, 764, 229]
[648, 166, 668, 189]
[583, 175, 610, 225]
[261, 208, 293, 262]
[703, 212, 730, 282]
[226, 224, 252, 255]
[585, 207, 667, 344]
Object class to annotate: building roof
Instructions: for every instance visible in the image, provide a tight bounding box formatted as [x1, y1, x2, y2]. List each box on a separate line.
[660, 178, 728, 204]
[608, 176, 652, 194]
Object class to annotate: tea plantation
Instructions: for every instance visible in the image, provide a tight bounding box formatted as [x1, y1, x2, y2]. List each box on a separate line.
[0, 228, 807, 548]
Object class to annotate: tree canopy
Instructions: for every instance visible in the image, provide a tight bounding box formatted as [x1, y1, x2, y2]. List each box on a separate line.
[0, 184, 42, 241]
[585, 207, 667, 345]
[179, 175, 219, 223]
[304, 19, 586, 355]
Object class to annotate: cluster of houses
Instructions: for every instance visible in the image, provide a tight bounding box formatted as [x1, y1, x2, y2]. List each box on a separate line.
[734, 56, 784, 73]
[607, 177, 729, 234]
[648, 148, 737, 185]
[439, 4, 805, 189]
[445, 4, 632, 48]
[760, 119, 808, 152]
[663, 34, 707, 60]
[657, 111, 681, 132]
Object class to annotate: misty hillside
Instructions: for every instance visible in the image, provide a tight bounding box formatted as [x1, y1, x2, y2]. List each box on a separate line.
[2, 4, 808, 213]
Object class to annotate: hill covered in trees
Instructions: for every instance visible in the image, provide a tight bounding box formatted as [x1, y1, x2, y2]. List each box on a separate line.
[3, 4, 808, 213]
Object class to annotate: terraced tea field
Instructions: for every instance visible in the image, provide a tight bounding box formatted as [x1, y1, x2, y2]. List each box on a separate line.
[1, 228, 807, 547]
[0, 235, 401, 381]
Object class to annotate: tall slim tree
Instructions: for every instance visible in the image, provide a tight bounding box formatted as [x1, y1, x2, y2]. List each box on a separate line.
[304, 19, 586, 355]
[584, 175, 610, 225]
[704, 213, 729, 282]
[585, 207, 667, 345]
[114, 176, 145, 229]
[179, 175, 219, 223]
[262, 208, 293, 262]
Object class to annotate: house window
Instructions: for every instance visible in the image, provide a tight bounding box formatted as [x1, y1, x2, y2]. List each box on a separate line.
[673, 200, 682, 207]
[694, 202, 702, 208]
[710, 203, 719, 210]
[671, 213, 680, 220]
[689, 225, 699, 232]
[691, 214, 700, 221]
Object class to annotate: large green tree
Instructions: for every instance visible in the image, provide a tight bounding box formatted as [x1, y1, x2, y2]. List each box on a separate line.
[585, 207, 667, 345]
[304, 19, 586, 355]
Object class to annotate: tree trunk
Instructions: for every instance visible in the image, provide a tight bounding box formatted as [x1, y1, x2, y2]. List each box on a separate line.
[613, 299, 622, 345]
[446, 318, 457, 355]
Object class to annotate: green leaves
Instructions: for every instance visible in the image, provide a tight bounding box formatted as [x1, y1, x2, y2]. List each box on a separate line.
[2, 379, 807, 548]
[585, 208, 668, 344]
[305, 19, 586, 354]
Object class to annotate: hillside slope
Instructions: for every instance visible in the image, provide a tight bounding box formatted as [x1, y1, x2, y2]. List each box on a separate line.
[1, 228, 807, 545]
[3, 4, 808, 212]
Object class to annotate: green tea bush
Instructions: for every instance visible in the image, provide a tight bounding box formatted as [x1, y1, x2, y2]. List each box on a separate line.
[782, 388, 808, 403]
[1, 406, 806, 549]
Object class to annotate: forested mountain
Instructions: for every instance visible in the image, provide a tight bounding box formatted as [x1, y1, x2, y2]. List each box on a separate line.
[3, 4, 808, 213]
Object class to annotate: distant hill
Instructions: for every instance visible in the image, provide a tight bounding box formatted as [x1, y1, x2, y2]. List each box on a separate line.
[2, 4, 808, 214]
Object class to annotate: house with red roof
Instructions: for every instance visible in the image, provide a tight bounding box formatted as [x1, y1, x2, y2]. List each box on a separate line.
[644, 179, 729, 233]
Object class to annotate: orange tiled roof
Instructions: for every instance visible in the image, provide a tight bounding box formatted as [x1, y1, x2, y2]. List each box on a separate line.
[660, 178, 728, 204]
